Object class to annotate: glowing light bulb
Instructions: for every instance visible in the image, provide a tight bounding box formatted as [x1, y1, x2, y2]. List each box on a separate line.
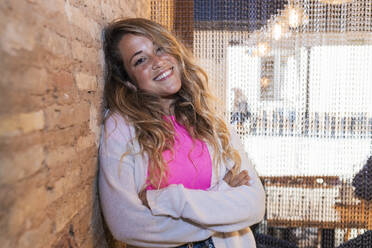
[302, 14, 309, 25]
[271, 21, 289, 40]
[257, 42, 270, 57]
[288, 7, 302, 28]
[261, 77, 270, 89]
[272, 23, 283, 40]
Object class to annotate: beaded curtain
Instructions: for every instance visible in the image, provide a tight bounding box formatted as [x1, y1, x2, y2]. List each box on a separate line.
[151, 1, 372, 247]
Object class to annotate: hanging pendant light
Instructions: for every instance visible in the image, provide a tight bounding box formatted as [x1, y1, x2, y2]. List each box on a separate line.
[281, 0, 308, 29]
[272, 23, 284, 40]
[286, 5, 305, 28]
[256, 42, 270, 57]
[271, 20, 289, 40]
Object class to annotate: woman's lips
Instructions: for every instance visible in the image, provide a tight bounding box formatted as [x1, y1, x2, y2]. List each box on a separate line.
[153, 67, 173, 81]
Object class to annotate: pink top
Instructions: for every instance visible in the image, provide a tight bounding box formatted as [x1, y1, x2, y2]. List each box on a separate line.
[147, 116, 212, 190]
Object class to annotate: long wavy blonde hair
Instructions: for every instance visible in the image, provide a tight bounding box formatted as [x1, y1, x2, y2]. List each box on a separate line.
[103, 18, 241, 188]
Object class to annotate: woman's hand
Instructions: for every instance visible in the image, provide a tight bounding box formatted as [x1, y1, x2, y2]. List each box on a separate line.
[223, 169, 250, 187]
[138, 188, 150, 208]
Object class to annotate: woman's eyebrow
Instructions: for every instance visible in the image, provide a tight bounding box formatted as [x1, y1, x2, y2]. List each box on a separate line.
[130, 50, 143, 63]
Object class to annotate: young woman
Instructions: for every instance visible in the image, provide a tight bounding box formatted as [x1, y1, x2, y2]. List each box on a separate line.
[99, 18, 265, 248]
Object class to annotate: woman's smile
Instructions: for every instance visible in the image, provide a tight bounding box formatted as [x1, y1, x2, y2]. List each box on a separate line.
[153, 67, 174, 81]
[118, 34, 182, 98]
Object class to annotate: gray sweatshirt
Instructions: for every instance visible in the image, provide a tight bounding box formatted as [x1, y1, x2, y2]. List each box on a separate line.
[99, 112, 265, 247]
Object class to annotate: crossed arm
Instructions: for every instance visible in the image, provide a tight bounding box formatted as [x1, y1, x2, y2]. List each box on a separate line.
[139, 167, 251, 207]
[99, 115, 265, 247]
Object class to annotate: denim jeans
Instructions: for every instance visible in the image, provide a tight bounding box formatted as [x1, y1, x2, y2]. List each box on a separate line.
[176, 237, 215, 248]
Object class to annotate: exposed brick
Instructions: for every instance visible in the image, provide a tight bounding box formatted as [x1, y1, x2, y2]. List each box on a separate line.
[40, 29, 71, 57]
[45, 102, 90, 130]
[0, 124, 85, 155]
[45, 145, 75, 169]
[17, 218, 53, 248]
[54, 185, 91, 233]
[0, 145, 44, 185]
[101, 2, 121, 21]
[79, 152, 98, 180]
[44, 125, 85, 148]
[89, 103, 101, 145]
[71, 40, 99, 63]
[0, 110, 45, 137]
[67, 205, 93, 246]
[0, 186, 15, 247]
[1, 0, 37, 21]
[69, 0, 103, 20]
[45, 146, 96, 183]
[0, 19, 38, 56]
[1, 240, 12, 248]
[8, 184, 49, 237]
[51, 152, 92, 190]
[0, 89, 49, 114]
[132, 0, 151, 18]
[80, 236, 95, 248]
[51, 70, 75, 91]
[19, 111, 45, 133]
[1, 0, 151, 247]
[0, 66, 48, 95]
[0, 114, 20, 136]
[51, 168, 81, 201]
[52, 232, 78, 248]
[50, 70, 79, 105]
[77, 133, 96, 151]
[67, 4, 100, 41]
[75, 72, 97, 91]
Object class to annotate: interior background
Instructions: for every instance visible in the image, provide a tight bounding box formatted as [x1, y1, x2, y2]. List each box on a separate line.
[150, 0, 372, 247]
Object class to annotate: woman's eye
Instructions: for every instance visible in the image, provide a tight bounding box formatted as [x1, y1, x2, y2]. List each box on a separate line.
[134, 57, 146, 66]
[156, 47, 164, 54]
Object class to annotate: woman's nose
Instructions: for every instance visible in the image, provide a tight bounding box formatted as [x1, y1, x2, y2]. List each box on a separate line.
[151, 55, 164, 70]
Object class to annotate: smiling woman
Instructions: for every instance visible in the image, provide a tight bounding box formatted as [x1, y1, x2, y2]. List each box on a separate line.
[99, 18, 265, 248]
[118, 33, 182, 108]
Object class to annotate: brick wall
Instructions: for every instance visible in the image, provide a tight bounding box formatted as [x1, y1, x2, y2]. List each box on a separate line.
[0, 0, 150, 247]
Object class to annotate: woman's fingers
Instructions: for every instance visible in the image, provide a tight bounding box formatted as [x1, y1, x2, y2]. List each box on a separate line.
[223, 170, 233, 184]
[231, 170, 250, 187]
[224, 170, 250, 187]
[138, 188, 150, 208]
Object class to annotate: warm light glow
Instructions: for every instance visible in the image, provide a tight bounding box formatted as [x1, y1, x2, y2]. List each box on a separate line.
[302, 14, 309, 25]
[260, 77, 270, 89]
[271, 20, 289, 40]
[318, 0, 353, 4]
[287, 6, 303, 28]
[272, 23, 283, 40]
[257, 42, 270, 57]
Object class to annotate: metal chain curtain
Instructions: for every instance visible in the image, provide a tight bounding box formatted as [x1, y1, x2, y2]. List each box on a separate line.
[151, 1, 372, 247]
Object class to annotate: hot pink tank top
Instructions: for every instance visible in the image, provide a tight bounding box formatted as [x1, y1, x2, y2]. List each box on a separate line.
[146, 116, 212, 190]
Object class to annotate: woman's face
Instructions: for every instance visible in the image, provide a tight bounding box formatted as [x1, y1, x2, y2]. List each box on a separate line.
[118, 34, 182, 98]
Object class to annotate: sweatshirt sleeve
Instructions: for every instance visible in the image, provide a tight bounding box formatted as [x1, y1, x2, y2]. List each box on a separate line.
[146, 126, 266, 233]
[99, 114, 213, 247]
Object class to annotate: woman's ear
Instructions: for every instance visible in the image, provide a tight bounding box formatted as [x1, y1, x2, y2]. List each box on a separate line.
[125, 81, 137, 92]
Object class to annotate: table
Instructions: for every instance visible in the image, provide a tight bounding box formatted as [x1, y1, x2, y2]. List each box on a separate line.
[262, 176, 371, 247]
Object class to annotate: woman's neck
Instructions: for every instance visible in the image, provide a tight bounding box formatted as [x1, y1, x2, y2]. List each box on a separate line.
[159, 97, 175, 115]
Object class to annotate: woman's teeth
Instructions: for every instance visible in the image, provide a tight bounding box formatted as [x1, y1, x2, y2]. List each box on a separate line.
[155, 68, 172, 80]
